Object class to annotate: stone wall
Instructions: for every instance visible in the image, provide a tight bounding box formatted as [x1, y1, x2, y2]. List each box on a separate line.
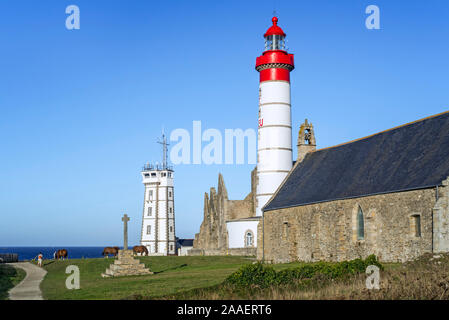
[259, 186, 449, 263]
[188, 247, 256, 256]
[433, 178, 449, 252]
[193, 169, 257, 251]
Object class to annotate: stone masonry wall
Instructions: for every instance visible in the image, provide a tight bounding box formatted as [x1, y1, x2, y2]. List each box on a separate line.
[188, 247, 256, 256]
[434, 178, 449, 252]
[259, 188, 442, 263]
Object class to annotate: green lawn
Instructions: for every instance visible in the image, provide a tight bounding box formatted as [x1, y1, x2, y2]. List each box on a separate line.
[40, 256, 256, 300]
[0, 264, 26, 300]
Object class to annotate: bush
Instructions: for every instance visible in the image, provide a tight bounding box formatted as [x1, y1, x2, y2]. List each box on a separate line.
[225, 255, 383, 288]
[224, 262, 277, 288]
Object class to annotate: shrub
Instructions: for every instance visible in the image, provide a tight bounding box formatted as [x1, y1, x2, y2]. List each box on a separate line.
[225, 255, 383, 288]
[224, 262, 277, 288]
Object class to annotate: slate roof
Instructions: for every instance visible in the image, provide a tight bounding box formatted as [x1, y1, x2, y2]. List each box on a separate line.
[177, 239, 194, 247]
[264, 111, 449, 211]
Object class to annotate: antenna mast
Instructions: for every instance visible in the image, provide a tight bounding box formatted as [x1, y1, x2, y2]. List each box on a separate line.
[157, 130, 169, 170]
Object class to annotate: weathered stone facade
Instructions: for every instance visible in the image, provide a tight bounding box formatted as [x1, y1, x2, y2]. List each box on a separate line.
[192, 169, 257, 255]
[189, 247, 257, 256]
[259, 179, 449, 263]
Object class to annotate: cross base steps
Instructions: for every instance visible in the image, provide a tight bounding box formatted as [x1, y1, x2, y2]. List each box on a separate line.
[101, 250, 153, 278]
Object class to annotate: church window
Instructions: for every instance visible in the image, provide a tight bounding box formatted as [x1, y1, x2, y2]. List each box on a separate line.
[170, 226, 173, 232]
[151, 172, 156, 177]
[149, 190, 153, 200]
[169, 191, 172, 198]
[283, 222, 289, 240]
[411, 215, 421, 237]
[170, 244, 173, 251]
[245, 231, 254, 247]
[147, 207, 152, 216]
[357, 206, 365, 240]
[147, 225, 151, 235]
[169, 207, 172, 213]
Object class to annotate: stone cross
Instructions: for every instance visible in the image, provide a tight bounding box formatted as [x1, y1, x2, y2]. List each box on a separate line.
[122, 214, 130, 250]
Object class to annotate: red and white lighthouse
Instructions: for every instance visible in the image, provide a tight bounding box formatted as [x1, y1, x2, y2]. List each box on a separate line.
[256, 17, 295, 216]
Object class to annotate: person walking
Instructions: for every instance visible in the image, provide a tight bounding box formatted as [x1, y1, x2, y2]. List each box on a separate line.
[37, 252, 43, 267]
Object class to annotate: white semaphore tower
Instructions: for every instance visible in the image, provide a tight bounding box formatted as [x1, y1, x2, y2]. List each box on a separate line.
[255, 17, 295, 216]
[140, 133, 176, 255]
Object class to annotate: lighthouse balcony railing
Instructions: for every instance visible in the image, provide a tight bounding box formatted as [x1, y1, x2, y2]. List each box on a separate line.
[142, 164, 173, 172]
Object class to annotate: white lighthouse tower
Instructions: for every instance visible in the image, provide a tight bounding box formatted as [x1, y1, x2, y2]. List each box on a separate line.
[255, 17, 295, 216]
[140, 133, 176, 255]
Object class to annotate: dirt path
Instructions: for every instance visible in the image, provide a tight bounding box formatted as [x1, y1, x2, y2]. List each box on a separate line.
[8, 262, 47, 300]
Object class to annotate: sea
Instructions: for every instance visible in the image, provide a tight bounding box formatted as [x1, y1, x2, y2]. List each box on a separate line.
[0, 247, 124, 261]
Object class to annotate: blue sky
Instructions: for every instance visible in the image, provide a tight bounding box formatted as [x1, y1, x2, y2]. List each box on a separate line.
[0, 0, 448, 246]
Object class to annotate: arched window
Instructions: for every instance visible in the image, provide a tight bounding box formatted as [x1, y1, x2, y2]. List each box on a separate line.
[357, 206, 365, 240]
[245, 231, 254, 247]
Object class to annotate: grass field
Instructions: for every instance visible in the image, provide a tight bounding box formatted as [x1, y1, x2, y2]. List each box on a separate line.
[39, 255, 256, 300]
[38, 253, 449, 300]
[0, 264, 26, 300]
[162, 254, 449, 300]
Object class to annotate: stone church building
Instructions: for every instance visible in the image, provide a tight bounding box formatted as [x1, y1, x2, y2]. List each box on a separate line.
[261, 111, 449, 263]
[193, 112, 449, 263]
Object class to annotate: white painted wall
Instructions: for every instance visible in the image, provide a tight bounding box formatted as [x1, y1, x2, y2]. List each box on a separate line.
[178, 246, 193, 256]
[140, 169, 176, 255]
[226, 220, 259, 249]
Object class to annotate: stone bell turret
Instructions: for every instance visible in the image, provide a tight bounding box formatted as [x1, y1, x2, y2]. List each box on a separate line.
[297, 119, 316, 162]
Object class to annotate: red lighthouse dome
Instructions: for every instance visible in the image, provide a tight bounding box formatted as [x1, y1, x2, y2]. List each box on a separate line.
[264, 17, 286, 37]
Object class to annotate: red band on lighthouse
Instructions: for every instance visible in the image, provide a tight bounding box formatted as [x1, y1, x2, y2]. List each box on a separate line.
[259, 67, 290, 82]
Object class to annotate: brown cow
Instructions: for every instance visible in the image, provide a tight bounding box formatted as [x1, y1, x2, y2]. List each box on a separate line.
[133, 245, 148, 256]
[54, 249, 68, 260]
[102, 246, 119, 258]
